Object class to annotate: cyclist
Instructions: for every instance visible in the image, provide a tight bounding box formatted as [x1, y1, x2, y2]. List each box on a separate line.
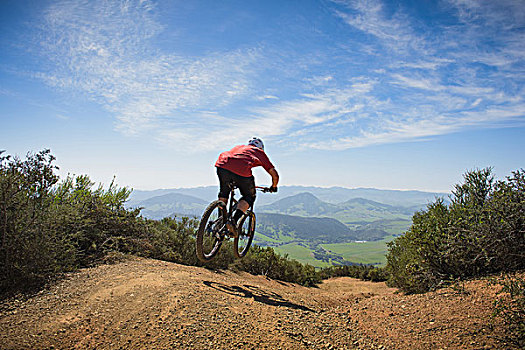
[215, 137, 279, 233]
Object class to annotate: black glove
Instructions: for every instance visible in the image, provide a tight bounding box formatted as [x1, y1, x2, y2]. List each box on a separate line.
[269, 186, 278, 193]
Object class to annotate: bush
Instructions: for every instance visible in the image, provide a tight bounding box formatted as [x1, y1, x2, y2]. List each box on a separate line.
[386, 168, 525, 294]
[0, 150, 146, 296]
[1, 149, 328, 295]
[145, 217, 199, 265]
[52, 174, 146, 265]
[1, 150, 63, 293]
[318, 264, 388, 282]
[231, 245, 321, 287]
[492, 274, 525, 348]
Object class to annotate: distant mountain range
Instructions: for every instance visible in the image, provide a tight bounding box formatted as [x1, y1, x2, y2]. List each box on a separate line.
[135, 193, 207, 220]
[257, 213, 359, 242]
[128, 186, 449, 266]
[259, 192, 417, 224]
[128, 185, 447, 208]
[128, 186, 446, 219]
[254, 192, 416, 242]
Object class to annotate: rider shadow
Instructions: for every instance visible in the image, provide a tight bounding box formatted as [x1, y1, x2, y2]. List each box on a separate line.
[203, 281, 314, 312]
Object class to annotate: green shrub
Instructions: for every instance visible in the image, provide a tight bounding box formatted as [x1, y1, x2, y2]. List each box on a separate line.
[367, 266, 388, 282]
[386, 168, 525, 294]
[52, 174, 146, 265]
[1, 150, 63, 293]
[0, 149, 344, 295]
[145, 217, 198, 264]
[318, 264, 387, 282]
[492, 274, 525, 348]
[0, 150, 146, 296]
[231, 245, 320, 287]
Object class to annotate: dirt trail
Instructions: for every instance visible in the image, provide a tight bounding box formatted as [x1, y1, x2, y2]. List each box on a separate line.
[0, 258, 511, 349]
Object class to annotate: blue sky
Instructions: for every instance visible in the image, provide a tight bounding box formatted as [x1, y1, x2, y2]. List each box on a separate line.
[1, 0, 524, 192]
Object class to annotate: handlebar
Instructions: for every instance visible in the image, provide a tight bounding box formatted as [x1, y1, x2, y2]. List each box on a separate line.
[256, 186, 275, 193]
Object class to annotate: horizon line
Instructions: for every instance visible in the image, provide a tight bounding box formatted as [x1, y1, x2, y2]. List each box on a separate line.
[130, 184, 451, 194]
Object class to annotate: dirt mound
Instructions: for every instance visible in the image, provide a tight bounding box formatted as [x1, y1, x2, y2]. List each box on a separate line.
[0, 258, 512, 349]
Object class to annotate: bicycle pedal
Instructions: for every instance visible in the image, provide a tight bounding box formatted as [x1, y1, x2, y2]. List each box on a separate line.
[224, 219, 234, 231]
[227, 231, 238, 239]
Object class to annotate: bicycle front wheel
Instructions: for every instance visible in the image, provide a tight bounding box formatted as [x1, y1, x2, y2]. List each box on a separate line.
[234, 211, 255, 258]
[196, 200, 227, 262]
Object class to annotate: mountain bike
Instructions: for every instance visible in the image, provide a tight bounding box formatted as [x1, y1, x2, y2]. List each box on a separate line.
[196, 184, 272, 262]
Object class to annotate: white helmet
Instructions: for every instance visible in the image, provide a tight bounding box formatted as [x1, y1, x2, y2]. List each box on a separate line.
[248, 137, 264, 150]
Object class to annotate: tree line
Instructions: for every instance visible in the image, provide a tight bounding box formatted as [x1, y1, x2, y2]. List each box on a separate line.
[385, 167, 524, 294]
[383, 166, 524, 347]
[1, 150, 522, 296]
[0, 149, 323, 297]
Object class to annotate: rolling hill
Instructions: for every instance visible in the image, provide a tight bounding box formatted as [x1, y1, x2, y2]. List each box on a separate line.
[256, 213, 358, 242]
[134, 193, 207, 220]
[127, 186, 446, 266]
[128, 185, 448, 207]
[259, 194, 413, 225]
[258, 192, 339, 216]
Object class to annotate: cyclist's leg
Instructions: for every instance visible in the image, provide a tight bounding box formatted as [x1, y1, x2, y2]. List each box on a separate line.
[236, 175, 256, 217]
[237, 200, 250, 212]
[216, 167, 234, 205]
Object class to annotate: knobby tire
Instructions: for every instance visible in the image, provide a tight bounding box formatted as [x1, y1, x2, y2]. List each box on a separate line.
[234, 211, 256, 258]
[196, 200, 226, 262]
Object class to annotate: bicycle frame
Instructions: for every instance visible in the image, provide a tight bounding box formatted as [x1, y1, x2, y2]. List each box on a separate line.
[227, 184, 238, 218]
[225, 182, 255, 219]
[196, 184, 271, 262]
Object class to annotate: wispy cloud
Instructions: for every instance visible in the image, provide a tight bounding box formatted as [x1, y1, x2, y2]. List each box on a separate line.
[333, 0, 428, 54]
[156, 83, 372, 151]
[390, 74, 444, 92]
[310, 103, 525, 150]
[255, 95, 279, 101]
[31, 0, 524, 152]
[302, 0, 525, 150]
[37, 0, 259, 136]
[306, 75, 334, 86]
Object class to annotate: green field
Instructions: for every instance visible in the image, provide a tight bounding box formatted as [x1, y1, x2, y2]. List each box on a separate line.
[272, 243, 332, 268]
[381, 220, 411, 235]
[321, 235, 397, 266]
[254, 233, 398, 267]
[254, 232, 281, 244]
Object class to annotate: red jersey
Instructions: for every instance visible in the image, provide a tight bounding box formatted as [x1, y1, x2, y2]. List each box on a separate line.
[215, 145, 275, 177]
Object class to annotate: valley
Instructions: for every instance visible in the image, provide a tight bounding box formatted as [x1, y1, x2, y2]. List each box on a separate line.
[128, 186, 447, 267]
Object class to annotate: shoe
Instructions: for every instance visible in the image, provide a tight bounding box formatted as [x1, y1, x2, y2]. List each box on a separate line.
[226, 219, 238, 237]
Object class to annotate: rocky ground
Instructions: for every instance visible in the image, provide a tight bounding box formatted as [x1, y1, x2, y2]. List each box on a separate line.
[0, 257, 515, 349]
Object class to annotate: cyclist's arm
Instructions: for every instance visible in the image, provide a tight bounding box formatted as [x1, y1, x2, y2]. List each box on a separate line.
[267, 168, 279, 188]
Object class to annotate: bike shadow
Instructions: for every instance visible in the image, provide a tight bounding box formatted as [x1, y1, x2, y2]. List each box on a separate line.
[203, 281, 314, 312]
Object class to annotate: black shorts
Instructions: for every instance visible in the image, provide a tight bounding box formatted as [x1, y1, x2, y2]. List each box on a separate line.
[216, 167, 256, 207]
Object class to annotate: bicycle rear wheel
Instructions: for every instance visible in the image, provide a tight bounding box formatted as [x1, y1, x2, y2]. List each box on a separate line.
[196, 200, 227, 262]
[234, 211, 255, 258]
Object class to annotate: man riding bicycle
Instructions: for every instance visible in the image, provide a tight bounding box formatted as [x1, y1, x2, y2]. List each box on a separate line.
[215, 137, 279, 234]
